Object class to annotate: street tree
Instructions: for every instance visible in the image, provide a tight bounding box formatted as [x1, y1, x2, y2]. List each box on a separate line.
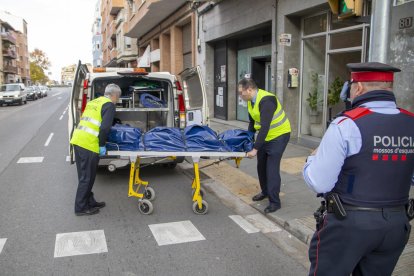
[29, 49, 51, 84]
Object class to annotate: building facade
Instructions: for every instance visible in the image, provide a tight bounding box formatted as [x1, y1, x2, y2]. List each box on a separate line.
[0, 19, 17, 84]
[196, 0, 414, 146]
[92, 0, 103, 68]
[0, 11, 30, 85]
[125, 0, 194, 74]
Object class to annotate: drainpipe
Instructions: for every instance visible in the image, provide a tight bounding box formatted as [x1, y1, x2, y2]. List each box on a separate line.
[369, 0, 392, 62]
[272, 0, 278, 96]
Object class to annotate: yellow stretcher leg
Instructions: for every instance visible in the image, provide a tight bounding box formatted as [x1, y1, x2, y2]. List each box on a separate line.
[191, 160, 208, 214]
[234, 157, 242, 168]
[128, 157, 148, 199]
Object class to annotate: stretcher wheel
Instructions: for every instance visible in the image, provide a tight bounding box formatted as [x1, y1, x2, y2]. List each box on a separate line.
[144, 187, 156, 201]
[107, 164, 116, 172]
[192, 188, 205, 198]
[192, 200, 208, 215]
[138, 199, 153, 215]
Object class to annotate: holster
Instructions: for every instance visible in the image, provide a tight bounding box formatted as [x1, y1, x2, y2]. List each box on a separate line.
[407, 198, 414, 221]
[313, 197, 326, 231]
[326, 192, 347, 220]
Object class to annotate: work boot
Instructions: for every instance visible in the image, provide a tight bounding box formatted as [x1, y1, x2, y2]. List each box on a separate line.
[75, 207, 100, 216]
[264, 204, 280, 214]
[93, 201, 106, 209]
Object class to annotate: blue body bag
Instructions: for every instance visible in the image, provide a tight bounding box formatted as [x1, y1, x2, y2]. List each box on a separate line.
[106, 124, 143, 151]
[218, 129, 254, 152]
[140, 93, 166, 108]
[143, 127, 186, 151]
[184, 125, 229, 152]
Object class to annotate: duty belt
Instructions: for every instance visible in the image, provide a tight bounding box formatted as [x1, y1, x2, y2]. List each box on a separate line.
[341, 204, 406, 212]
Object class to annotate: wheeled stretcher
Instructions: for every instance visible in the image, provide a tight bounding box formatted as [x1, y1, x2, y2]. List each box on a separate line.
[107, 150, 246, 215]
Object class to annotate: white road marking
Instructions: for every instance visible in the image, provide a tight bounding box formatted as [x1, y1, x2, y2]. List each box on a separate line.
[66, 156, 71, 162]
[17, 157, 44, 163]
[59, 115, 63, 120]
[0, 238, 7, 254]
[62, 109, 67, 115]
[245, 214, 282, 233]
[149, 220, 205, 246]
[229, 215, 260, 234]
[54, 230, 107, 258]
[51, 92, 62, 97]
[44, 133, 54, 147]
[58, 97, 62, 99]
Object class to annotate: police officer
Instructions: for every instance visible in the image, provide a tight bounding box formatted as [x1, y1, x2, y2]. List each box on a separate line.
[303, 62, 413, 275]
[70, 83, 121, 216]
[238, 78, 291, 213]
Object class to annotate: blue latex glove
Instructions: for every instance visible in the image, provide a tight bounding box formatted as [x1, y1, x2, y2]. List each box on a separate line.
[99, 146, 107, 156]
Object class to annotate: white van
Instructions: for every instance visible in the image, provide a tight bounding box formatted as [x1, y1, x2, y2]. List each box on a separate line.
[0, 83, 27, 106]
[68, 61, 209, 170]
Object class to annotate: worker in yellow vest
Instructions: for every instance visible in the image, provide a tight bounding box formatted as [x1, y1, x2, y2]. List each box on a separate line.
[70, 83, 121, 216]
[238, 78, 291, 213]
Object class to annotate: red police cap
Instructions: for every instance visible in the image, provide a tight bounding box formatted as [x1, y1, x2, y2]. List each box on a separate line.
[347, 62, 401, 82]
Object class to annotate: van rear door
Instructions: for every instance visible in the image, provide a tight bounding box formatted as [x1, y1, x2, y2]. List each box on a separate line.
[68, 61, 89, 163]
[179, 66, 209, 126]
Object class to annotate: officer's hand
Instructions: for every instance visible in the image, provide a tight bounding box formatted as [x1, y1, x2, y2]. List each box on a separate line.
[99, 146, 107, 156]
[247, 148, 258, 158]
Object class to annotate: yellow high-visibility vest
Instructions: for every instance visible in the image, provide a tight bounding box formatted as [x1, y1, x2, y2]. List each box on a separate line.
[248, 89, 291, 141]
[70, 96, 112, 153]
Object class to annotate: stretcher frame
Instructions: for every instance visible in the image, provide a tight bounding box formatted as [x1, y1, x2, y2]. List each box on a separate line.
[107, 150, 246, 215]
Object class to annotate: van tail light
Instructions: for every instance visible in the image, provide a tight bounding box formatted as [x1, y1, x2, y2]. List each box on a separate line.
[176, 81, 186, 129]
[81, 79, 89, 113]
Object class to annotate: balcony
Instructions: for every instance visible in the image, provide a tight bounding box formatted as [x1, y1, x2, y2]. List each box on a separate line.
[3, 64, 18, 74]
[1, 32, 17, 45]
[110, 48, 118, 60]
[2, 49, 17, 59]
[109, 21, 116, 39]
[115, 10, 125, 28]
[126, 0, 187, 38]
[109, 0, 124, 15]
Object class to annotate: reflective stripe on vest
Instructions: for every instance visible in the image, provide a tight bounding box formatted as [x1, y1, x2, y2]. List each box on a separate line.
[81, 117, 101, 127]
[70, 96, 112, 153]
[248, 89, 291, 141]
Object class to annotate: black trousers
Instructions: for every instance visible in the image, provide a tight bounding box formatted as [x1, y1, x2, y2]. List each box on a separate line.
[257, 133, 290, 206]
[308, 210, 411, 276]
[74, 145, 99, 212]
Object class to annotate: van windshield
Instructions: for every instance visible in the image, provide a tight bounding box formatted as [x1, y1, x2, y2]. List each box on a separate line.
[1, 84, 21, 91]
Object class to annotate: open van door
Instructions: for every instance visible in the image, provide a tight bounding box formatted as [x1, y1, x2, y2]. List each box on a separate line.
[68, 61, 89, 164]
[179, 66, 209, 126]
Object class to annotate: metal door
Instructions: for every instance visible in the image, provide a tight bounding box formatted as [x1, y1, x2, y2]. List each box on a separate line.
[214, 41, 227, 120]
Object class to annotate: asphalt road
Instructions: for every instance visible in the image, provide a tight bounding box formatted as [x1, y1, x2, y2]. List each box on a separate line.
[0, 87, 306, 275]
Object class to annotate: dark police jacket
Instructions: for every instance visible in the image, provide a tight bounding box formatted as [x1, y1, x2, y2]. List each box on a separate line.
[333, 95, 414, 208]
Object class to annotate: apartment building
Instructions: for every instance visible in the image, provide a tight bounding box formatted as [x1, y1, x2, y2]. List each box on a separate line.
[92, 0, 103, 68]
[100, 0, 138, 67]
[0, 19, 17, 84]
[0, 11, 30, 85]
[125, 0, 194, 75]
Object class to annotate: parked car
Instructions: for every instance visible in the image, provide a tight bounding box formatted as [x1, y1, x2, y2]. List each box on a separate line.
[0, 83, 27, 105]
[68, 61, 208, 170]
[31, 86, 43, 99]
[25, 86, 38, 100]
[39, 86, 48, 97]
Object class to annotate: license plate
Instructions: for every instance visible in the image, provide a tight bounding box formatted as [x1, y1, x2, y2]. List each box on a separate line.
[5, 100, 12, 103]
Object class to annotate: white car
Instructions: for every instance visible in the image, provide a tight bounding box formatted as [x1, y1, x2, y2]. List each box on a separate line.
[0, 83, 27, 106]
[68, 61, 209, 171]
[39, 86, 48, 97]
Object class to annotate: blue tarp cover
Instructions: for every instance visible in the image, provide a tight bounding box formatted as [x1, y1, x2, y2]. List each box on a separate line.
[184, 125, 230, 152]
[218, 129, 254, 152]
[143, 127, 186, 151]
[106, 124, 143, 151]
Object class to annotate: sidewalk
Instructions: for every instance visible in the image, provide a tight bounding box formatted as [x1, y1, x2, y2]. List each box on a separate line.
[204, 118, 414, 275]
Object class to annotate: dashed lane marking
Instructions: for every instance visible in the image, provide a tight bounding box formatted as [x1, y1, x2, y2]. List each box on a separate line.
[229, 215, 260, 234]
[17, 157, 44, 163]
[245, 214, 282, 233]
[149, 220, 206, 246]
[59, 115, 63, 120]
[44, 133, 54, 147]
[51, 92, 62, 97]
[0, 238, 6, 254]
[58, 97, 62, 99]
[66, 156, 71, 162]
[54, 230, 108, 258]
